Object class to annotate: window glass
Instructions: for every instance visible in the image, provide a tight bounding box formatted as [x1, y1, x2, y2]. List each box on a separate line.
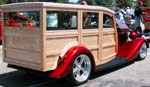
[83, 12, 98, 29]
[46, 11, 77, 30]
[4, 11, 40, 28]
[103, 14, 114, 28]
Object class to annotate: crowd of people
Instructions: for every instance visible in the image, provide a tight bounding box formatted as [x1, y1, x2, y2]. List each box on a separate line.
[80, 0, 143, 28]
[114, 1, 143, 27]
[115, 6, 134, 26]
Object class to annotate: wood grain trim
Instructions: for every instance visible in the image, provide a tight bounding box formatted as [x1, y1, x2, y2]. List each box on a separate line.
[5, 48, 41, 64]
[41, 8, 46, 71]
[4, 58, 42, 71]
[102, 43, 116, 48]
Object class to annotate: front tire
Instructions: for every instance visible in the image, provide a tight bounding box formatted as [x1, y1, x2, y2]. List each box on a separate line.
[67, 54, 92, 85]
[137, 43, 147, 60]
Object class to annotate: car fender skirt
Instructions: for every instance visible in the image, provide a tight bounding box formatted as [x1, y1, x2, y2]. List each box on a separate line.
[117, 38, 145, 61]
[49, 46, 95, 78]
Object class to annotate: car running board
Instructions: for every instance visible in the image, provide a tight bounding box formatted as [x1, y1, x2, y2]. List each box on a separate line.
[96, 57, 128, 71]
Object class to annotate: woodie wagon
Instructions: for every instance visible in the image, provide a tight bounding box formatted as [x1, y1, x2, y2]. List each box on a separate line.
[0, 2, 148, 85]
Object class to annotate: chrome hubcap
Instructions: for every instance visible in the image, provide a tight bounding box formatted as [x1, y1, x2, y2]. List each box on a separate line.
[73, 54, 91, 82]
[139, 43, 147, 59]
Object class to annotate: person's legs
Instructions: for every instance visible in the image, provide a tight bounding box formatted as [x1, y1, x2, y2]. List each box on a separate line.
[135, 16, 140, 25]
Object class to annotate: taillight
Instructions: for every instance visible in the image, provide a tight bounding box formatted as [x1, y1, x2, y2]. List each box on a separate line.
[129, 32, 138, 39]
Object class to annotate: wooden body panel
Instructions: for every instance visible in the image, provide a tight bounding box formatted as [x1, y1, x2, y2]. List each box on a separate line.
[3, 28, 43, 71]
[102, 30, 116, 60]
[82, 30, 99, 62]
[45, 31, 78, 70]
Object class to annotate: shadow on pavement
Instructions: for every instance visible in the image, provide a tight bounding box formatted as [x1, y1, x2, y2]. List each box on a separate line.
[0, 41, 2, 45]
[90, 61, 134, 79]
[0, 62, 135, 87]
[0, 70, 75, 87]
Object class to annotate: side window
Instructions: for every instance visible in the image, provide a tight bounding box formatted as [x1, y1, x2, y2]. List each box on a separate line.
[46, 11, 77, 30]
[4, 11, 40, 28]
[83, 12, 98, 29]
[103, 14, 114, 28]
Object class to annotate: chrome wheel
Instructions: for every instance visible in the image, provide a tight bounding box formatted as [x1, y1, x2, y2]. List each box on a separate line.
[72, 54, 92, 84]
[138, 43, 147, 60]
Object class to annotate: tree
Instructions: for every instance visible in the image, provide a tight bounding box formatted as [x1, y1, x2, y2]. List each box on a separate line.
[95, 0, 112, 6]
[143, 0, 150, 6]
[0, 0, 5, 4]
[116, 0, 133, 8]
[56, 0, 64, 3]
[95, 0, 135, 7]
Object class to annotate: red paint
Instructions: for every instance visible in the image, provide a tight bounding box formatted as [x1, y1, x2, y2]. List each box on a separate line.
[0, 20, 2, 41]
[138, 0, 143, 6]
[142, 7, 150, 22]
[49, 46, 95, 78]
[129, 32, 138, 40]
[117, 38, 145, 61]
[6, 17, 34, 28]
[144, 18, 150, 22]
[0, 10, 2, 41]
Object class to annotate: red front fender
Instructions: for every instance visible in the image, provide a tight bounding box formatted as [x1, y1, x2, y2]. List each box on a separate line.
[49, 46, 95, 78]
[117, 38, 146, 61]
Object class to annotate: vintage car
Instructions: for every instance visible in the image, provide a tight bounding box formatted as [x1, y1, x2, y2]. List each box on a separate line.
[0, 2, 148, 85]
[4, 12, 35, 28]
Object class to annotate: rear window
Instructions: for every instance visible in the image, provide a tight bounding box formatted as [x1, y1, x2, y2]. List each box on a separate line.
[4, 11, 40, 28]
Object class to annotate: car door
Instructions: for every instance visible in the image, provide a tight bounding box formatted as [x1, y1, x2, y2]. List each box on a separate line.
[81, 11, 100, 62]
[101, 13, 118, 63]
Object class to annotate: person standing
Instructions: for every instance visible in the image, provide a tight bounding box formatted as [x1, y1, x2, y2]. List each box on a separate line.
[80, 0, 88, 5]
[125, 7, 132, 25]
[134, 2, 143, 25]
[115, 8, 126, 23]
[79, 0, 96, 5]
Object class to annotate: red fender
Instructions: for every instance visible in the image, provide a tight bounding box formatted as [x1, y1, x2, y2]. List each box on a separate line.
[49, 46, 95, 78]
[0, 14, 2, 41]
[117, 38, 146, 61]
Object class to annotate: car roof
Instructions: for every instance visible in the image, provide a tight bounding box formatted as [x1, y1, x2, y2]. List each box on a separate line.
[0, 2, 114, 14]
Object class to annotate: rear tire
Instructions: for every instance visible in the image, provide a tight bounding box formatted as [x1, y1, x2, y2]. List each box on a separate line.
[67, 54, 92, 85]
[137, 43, 147, 60]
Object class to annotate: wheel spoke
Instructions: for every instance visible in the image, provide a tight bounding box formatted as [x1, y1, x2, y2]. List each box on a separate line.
[72, 54, 91, 83]
[73, 66, 78, 75]
[139, 43, 147, 59]
[79, 58, 84, 65]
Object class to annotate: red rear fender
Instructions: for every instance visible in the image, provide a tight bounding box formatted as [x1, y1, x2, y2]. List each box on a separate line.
[49, 46, 95, 78]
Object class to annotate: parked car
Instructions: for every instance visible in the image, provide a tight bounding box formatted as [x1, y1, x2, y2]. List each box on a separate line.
[141, 7, 150, 32]
[5, 12, 35, 27]
[0, 2, 149, 85]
